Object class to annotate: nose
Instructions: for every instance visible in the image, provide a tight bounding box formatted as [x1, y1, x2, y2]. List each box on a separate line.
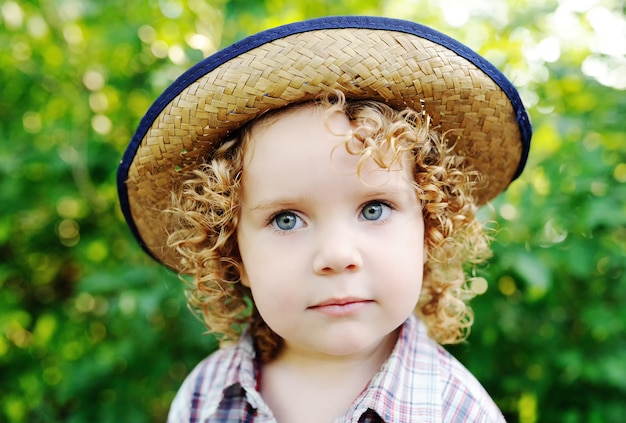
[312, 226, 363, 275]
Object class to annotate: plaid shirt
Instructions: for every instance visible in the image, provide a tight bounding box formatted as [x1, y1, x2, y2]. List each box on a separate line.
[168, 315, 505, 422]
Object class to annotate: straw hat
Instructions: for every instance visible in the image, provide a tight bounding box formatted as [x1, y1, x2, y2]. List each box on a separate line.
[117, 16, 532, 270]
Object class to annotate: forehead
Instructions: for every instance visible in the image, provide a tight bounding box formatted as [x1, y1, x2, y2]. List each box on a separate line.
[240, 102, 415, 193]
[242, 102, 350, 166]
[247, 102, 348, 140]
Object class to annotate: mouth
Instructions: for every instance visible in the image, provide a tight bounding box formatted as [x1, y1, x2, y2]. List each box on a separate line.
[308, 297, 374, 316]
[313, 297, 368, 307]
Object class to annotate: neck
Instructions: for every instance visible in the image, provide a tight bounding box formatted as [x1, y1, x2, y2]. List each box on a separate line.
[264, 327, 400, 385]
[258, 328, 401, 423]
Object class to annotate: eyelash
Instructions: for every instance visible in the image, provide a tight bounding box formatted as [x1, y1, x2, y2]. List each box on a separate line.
[360, 200, 394, 222]
[266, 210, 303, 234]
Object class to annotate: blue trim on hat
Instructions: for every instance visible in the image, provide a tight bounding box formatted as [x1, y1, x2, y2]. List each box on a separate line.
[117, 15, 532, 261]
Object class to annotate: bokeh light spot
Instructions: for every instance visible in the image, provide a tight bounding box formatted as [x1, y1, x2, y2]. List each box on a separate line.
[91, 114, 112, 135]
[22, 111, 42, 134]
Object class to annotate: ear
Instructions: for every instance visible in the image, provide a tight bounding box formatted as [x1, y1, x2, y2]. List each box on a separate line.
[240, 266, 250, 287]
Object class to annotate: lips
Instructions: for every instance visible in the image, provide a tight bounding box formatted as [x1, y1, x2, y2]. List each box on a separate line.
[312, 297, 368, 307]
[308, 297, 373, 316]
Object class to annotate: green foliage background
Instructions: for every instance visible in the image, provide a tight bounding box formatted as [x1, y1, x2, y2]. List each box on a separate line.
[1, 0, 625, 422]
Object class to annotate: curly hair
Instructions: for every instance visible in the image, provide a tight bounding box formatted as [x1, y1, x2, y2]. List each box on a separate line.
[166, 91, 491, 363]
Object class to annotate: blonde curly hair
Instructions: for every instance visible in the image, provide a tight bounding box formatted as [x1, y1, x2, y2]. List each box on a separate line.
[166, 91, 491, 363]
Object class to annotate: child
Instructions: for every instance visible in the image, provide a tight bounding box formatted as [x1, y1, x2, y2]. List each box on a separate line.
[118, 16, 531, 422]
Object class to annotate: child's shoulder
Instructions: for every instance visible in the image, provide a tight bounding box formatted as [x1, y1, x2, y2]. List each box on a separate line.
[432, 342, 505, 422]
[187, 342, 243, 389]
[395, 316, 504, 421]
[167, 336, 262, 422]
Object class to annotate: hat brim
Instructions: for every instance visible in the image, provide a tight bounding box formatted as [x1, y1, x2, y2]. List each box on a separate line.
[118, 16, 531, 270]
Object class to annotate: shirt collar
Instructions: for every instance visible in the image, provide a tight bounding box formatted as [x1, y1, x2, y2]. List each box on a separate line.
[222, 332, 273, 416]
[221, 315, 442, 422]
[348, 315, 443, 422]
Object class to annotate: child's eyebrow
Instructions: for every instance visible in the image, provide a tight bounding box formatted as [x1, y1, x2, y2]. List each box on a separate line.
[246, 188, 415, 212]
[359, 188, 422, 208]
[247, 198, 310, 212]
[360, 188, 412, 198]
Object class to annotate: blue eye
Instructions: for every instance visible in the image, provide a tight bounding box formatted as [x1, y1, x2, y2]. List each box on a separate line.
[272, 212, 302, 231]
[361, 201, 391, 221]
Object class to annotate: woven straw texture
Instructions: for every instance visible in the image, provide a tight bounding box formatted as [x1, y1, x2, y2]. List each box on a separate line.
[125, 28, 522, 270]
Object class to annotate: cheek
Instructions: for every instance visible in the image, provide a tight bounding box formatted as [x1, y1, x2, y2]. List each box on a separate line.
[247, 278, 299, 333]
[240, 259, 298, 311]
[382, 235, 425, 298]
[382, 269, 424, 314]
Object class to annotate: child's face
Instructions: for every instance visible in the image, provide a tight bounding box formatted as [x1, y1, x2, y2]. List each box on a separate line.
[237, 104, 425, 359]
